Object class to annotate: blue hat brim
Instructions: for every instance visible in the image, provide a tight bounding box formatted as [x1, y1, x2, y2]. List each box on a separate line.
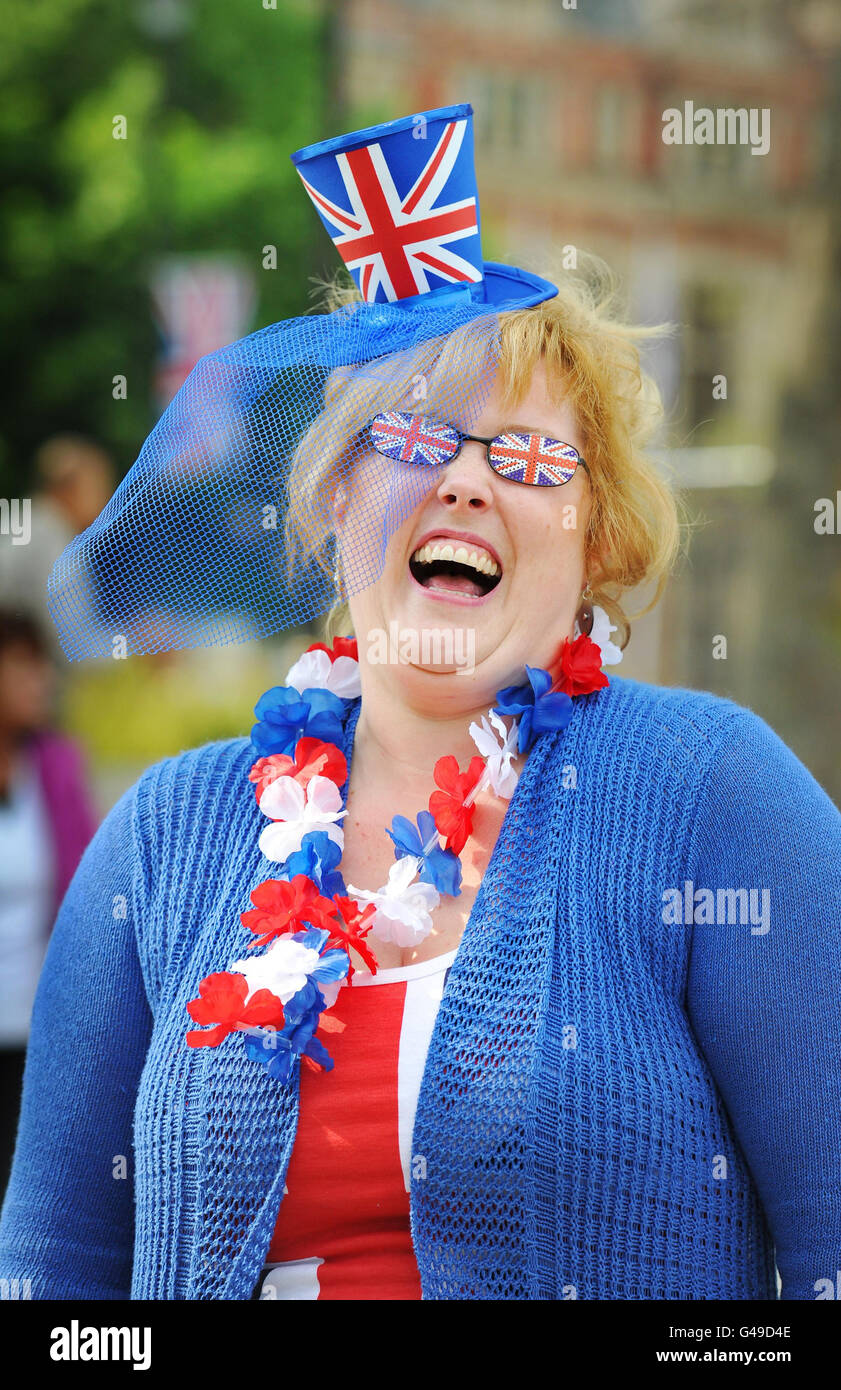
[481, 262, 558, 310]
[383, 263, 558, 314]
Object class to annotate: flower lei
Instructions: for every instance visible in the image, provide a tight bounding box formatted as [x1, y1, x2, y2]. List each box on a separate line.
[185, 609, 621, 1084]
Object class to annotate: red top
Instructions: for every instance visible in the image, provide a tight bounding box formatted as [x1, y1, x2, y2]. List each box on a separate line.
[256, 948, 456, 1301]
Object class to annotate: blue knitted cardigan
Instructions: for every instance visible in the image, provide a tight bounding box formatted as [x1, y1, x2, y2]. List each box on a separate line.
[1, 675, 840, 1300]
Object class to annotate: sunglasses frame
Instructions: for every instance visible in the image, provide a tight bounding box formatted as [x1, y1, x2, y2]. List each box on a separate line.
[368, 411, 589, 487]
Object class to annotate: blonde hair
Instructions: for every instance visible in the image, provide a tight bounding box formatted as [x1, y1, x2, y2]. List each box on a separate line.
[285, 255, 681, 649]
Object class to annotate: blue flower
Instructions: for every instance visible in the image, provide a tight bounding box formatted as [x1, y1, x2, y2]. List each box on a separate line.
[243, 928, 347, 1081]
[302, 1035, 335, 1071]
[284, 831, 346, 897]
[386, 810, 462, 896]
[494, 665, 573, 753]
[291, 925, 330, 953]
[244, 1012, 334, 1082]
[283, 927, 350, 1023]
[251, 685, 346, 757]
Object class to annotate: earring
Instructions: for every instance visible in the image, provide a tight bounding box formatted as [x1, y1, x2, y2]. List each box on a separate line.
[576, 581, 594, 636]
[333, 555, 346, 600]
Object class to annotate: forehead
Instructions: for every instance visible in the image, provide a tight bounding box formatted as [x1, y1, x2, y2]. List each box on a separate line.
[398, 358, 581, 446]
[473, 362, 581, 442]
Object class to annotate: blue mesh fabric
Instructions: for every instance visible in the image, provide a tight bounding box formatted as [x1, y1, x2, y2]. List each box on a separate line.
[46, 300, 500, 660]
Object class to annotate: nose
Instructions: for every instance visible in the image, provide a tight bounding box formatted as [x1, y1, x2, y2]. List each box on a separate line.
[435, 439, 495, 512]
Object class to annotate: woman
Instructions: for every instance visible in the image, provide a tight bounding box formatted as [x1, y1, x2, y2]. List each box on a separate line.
[1, 105, 839, 1302]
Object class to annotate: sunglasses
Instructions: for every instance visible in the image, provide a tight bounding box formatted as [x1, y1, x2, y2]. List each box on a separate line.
[368, 410, 588, 488]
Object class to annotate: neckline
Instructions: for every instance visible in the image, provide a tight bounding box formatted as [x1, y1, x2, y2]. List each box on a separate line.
[348, 946, 458, 986]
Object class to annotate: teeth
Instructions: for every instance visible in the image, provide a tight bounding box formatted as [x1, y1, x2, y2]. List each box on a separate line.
[411, 538, 500, 576]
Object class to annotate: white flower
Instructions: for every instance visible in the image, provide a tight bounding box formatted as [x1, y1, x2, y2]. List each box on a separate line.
[258, 774, 347, 863]
[576, 603, 623, 666]
[317, 979, 343, 1009]
[347, 856, 439, 948]
[468, 709, 519, 799]
[285, 648, 361, 700]
[230, 936, 321, 1004]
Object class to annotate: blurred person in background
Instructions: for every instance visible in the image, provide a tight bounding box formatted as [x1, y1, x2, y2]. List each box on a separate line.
[0, 610, 98, 1195]
[0, 434, 115, 660]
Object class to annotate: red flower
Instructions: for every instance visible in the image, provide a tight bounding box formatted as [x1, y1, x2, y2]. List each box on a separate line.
[547, 634, 609, 698]
[325, 896, 378, 977]
[306, 636, 358, 663]
[240, 874, 339, 949]
[428, 754, 485, 855]
[186, 972, 284, 1048]
[248, 737, 347, 801]
[248, 753, 294, 800]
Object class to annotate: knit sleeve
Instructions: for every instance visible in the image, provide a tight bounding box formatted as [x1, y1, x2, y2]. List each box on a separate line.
[685, 708, 841, 1302]
[0, 776, 153, 1299]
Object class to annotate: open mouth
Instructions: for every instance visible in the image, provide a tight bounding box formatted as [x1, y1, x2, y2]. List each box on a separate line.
[409, 538, 503, 599]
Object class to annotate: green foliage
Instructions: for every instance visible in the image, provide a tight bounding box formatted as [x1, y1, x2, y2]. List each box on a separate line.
[61, 631, 309, 763]
[0, 0, 328, 492]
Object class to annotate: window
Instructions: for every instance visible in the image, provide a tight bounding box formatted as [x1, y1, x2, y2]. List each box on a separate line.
[682, 282, 739, 434]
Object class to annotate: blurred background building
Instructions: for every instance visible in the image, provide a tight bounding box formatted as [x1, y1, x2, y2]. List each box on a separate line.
[331, 0, 841, 792]
[1, 0, 840, 821]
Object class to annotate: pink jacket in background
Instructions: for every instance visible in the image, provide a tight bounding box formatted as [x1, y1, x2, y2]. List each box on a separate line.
[27, 731, 99, 923]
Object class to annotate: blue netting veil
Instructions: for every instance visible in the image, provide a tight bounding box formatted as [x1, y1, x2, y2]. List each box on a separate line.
[46, 299, 501, 660]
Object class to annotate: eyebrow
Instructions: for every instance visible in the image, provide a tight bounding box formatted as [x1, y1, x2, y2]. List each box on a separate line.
[405, 410, 577, 445]
[498, 423, 554, 435]
[475, 423, 573, 441]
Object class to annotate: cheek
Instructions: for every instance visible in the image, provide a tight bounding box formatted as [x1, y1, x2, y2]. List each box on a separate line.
[335, 459, 399, 597]
[340, 457, 443, 575]
[511, 494, 587, 576]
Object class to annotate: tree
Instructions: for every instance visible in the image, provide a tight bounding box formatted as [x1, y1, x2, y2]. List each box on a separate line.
[0, 0, 328, 493]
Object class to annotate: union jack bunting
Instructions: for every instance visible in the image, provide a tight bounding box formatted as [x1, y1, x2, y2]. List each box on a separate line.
[370, 412, 459, 466]
[487, 434, 583, 486]
[297, 118, 483, 304]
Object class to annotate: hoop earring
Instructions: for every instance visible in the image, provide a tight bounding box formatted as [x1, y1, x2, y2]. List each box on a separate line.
[576, 582, 594, 636]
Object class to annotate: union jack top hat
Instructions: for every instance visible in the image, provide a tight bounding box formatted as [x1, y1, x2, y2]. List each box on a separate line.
[291, 103, 558, 310]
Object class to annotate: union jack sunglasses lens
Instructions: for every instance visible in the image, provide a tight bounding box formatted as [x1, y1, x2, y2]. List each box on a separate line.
[487, 431, 583, 486]
[369, 412, 461, 467]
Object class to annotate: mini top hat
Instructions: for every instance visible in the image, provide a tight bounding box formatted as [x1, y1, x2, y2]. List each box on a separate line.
[291, 103, 557, 311]
[47, 103, 555, 660]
